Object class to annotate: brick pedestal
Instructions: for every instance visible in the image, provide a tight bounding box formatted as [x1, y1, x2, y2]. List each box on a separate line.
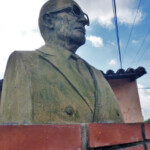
[0, 123, 150, 150]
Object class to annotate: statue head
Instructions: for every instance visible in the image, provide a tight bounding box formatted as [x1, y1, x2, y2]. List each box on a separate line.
[39, 0, 89, 52]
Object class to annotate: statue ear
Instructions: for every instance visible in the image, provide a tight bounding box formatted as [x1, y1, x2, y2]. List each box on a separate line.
[43, 14, 54, 30]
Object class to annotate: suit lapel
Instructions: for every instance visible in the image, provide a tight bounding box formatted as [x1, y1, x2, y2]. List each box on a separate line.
[90, 67, 101, 122]
[36, 47, 94, 113]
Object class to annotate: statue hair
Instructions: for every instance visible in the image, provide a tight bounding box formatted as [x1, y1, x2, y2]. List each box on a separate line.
[38, 0, 57, 42]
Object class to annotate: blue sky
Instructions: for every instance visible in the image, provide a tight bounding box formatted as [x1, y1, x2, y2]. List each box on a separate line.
[76, 0, 150, 120]
[0, 0, 150, 120]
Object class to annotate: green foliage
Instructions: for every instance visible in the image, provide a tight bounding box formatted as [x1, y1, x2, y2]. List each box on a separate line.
[145, 119, 150, 123]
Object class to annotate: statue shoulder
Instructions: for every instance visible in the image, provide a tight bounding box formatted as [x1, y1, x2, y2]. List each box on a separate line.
[5, 51, 38, 75]
[8, 50, 37, 63]
[10, 50, 35, 58]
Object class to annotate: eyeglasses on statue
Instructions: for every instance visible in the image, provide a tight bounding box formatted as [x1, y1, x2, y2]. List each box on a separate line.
[46, 4, 90, 26]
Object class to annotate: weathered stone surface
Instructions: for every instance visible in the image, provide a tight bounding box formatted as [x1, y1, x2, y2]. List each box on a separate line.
[0, 0, 123, 124]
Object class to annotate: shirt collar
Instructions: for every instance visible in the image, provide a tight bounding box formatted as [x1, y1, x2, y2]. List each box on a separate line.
[36, 44, 80, 60]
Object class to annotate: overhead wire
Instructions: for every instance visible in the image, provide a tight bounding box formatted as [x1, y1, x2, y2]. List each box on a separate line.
[112, 0, 122, 68]
[130, 28, 150, 66]
[135, 40, 150, 65]
[122, 0, 142, 64]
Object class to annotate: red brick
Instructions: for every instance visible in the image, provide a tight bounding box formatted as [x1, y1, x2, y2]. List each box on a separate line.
[147, 144, 150, 150]
[0, 125, 82, 150]
[144, 123, 150, 139]
[120, 145, 144, 150]
[88, 123, 143, 148]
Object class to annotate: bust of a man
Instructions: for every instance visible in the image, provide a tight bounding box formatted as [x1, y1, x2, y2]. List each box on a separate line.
[0, 0, 124, 124]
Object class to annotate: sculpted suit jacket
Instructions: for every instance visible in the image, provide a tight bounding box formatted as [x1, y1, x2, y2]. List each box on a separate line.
[1, 44, 124, 124]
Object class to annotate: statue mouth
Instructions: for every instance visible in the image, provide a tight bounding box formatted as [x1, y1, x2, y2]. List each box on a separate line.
[74, 27, 86, 34]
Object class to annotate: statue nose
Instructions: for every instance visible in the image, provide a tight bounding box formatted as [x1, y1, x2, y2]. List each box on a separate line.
[78, 14, 89, 26]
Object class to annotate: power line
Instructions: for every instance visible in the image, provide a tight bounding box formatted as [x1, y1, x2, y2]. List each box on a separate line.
[135, 41, 150, 65]
[130, 28, 150, 66]
[122, 0, 142, 64]
[112, 0, 122, 68]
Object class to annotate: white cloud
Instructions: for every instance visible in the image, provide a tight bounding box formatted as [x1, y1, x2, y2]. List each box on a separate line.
[75, 0, 143, 28]
[108, 59, 117, 65]
[132, 40, 139, 44]
[111, 41, 116, 46]
[0, 0, 45, 78]
[138, 84, 150, 120]
[0, 0, 144, 78]
[86, 35, 103, 48]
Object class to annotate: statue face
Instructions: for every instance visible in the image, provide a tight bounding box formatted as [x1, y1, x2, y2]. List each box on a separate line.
[47, 0, 89, 48]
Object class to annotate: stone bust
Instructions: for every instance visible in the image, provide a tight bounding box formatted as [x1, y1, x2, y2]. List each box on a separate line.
[0, 0, 124, 124]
